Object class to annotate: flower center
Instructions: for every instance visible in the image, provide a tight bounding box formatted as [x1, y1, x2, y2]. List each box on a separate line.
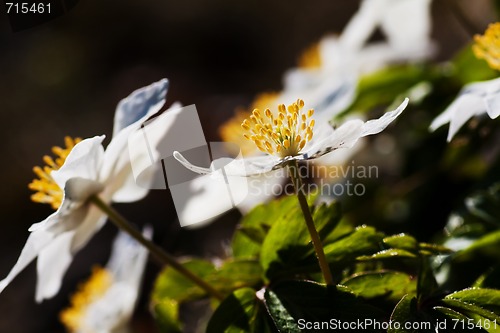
[298, 42, 322, 69]
[28, 136, 81, 210]
[220, 92, 279, 155]
[241, 99, 315, 158]
[473, 22, 500, 71]
[60, 266, 113, 333]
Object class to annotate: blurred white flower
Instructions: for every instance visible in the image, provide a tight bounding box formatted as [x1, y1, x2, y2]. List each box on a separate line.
[431, 22, 500, 142]
[175, 98, 408, 177]
[283, 0, 434, 119]
[430, 78, 500, 141]
[60, 228, 150, 333]
[0, 79, 169, 302]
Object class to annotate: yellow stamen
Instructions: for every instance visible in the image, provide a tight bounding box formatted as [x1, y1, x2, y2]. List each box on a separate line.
[241, 99, 315, 158]
[473, 22, 500, 71]
[219, 92, 279, 155]
[29, 136, 81, 210]
[60, 266, 113, 333]
[298, 42, 322, 69]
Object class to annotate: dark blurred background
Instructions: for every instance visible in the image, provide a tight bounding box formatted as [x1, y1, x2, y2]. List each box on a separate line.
[0, 0, 495, 332]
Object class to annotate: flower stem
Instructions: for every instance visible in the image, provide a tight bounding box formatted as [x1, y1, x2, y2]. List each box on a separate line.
[89, 195, 224, 301]
[288, 161, 334, 285]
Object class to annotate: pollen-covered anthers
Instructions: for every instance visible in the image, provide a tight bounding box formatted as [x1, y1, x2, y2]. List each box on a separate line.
[241, 99, 315, 158]
[60, 266, 113, 333]
[473, 22, 500, 71]
[219, 92, 279, 155]
[28, 136, 81, 210]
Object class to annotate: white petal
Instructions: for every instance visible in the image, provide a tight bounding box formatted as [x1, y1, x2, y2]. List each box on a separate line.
[305, 119, 365, 159]
[35, 231, 74, 302]
[64, 178, 104, 204]
[30, 199, 88, 235]
[71, 205, 107, 254]
[429, 102, 457, 132]
[105, 103, 196, 201]
[361, 98, 408, 136]
[446, 97, 485, 142]
[83, 283, 137, 333]
[173, 170, 253, 227]
[236, 170, 285, 213]
[0, 229, 54, 295]
[51, 136, 105, 190]
[485, 94, 500, 119]
[108, 163, 150, 203]
[339, 0, 387, 50]
[106, 229, 150, 286]
[380, 0, 432, 55]
[113, 78, 169, 137]
[173, 174, 238, 227]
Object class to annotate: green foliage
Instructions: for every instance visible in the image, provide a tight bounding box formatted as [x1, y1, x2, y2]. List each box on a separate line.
[264, 281, 385, 332]
[342, 271, 417, 303]
[150, 28, 500, 333]
[207, 288, 273, 333]
[260, 199, 341, 279]
[451, 44, 498, 85]
[343, 64, 437, 115]
[153, 300, 182, 333]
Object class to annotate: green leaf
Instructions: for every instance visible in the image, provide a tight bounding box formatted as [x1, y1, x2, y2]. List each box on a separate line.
[442, 298, 500, 322]
[344, 64, 435, 114]
[264, 288, 301, 333]
[207, 259, 264, 294]
[152, 258, 263, 304]
[451, 43, 498, 85]
[455, 230, 500, 261]
[152, 300, 182, 333]
[433, 306, 469, 321]
[474, 265, 500, 289]
[232, 196, 304, 259]
[466, 312, 500, 333]
[383, 234, 418, 251]
[259, 200, 341, 279]
[324, 225, 385, 265]
[152, 259, 216, 303]
[207, 288, 273, 333]
[418, 243, 453, 256]
[357, 248, 417, 261]
[432, 307, 487, 333]
[389, 295, 420, 333]
[342, 271, 417, 303]
[265, 281, 385, 332]
[445, 288, 500, 315]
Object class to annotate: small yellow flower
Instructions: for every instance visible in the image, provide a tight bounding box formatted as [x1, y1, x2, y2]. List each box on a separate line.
[473, 22, 500, 71]
[241, 99, 315, 158]
[28, 136, 81, 210]
[60, 266, 113, 333]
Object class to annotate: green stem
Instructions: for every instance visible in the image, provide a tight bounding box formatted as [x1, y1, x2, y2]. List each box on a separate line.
[89, 195, 224, 301]
[288, 161, 334, 285]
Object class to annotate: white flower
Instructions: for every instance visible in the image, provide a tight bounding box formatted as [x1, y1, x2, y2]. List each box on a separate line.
[283, 0, 434, 119]
[60, 228, 151, 333]
[430, 78, 500, 141]
[174, 98, 408, 177]
[0, 79, 169, 302]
